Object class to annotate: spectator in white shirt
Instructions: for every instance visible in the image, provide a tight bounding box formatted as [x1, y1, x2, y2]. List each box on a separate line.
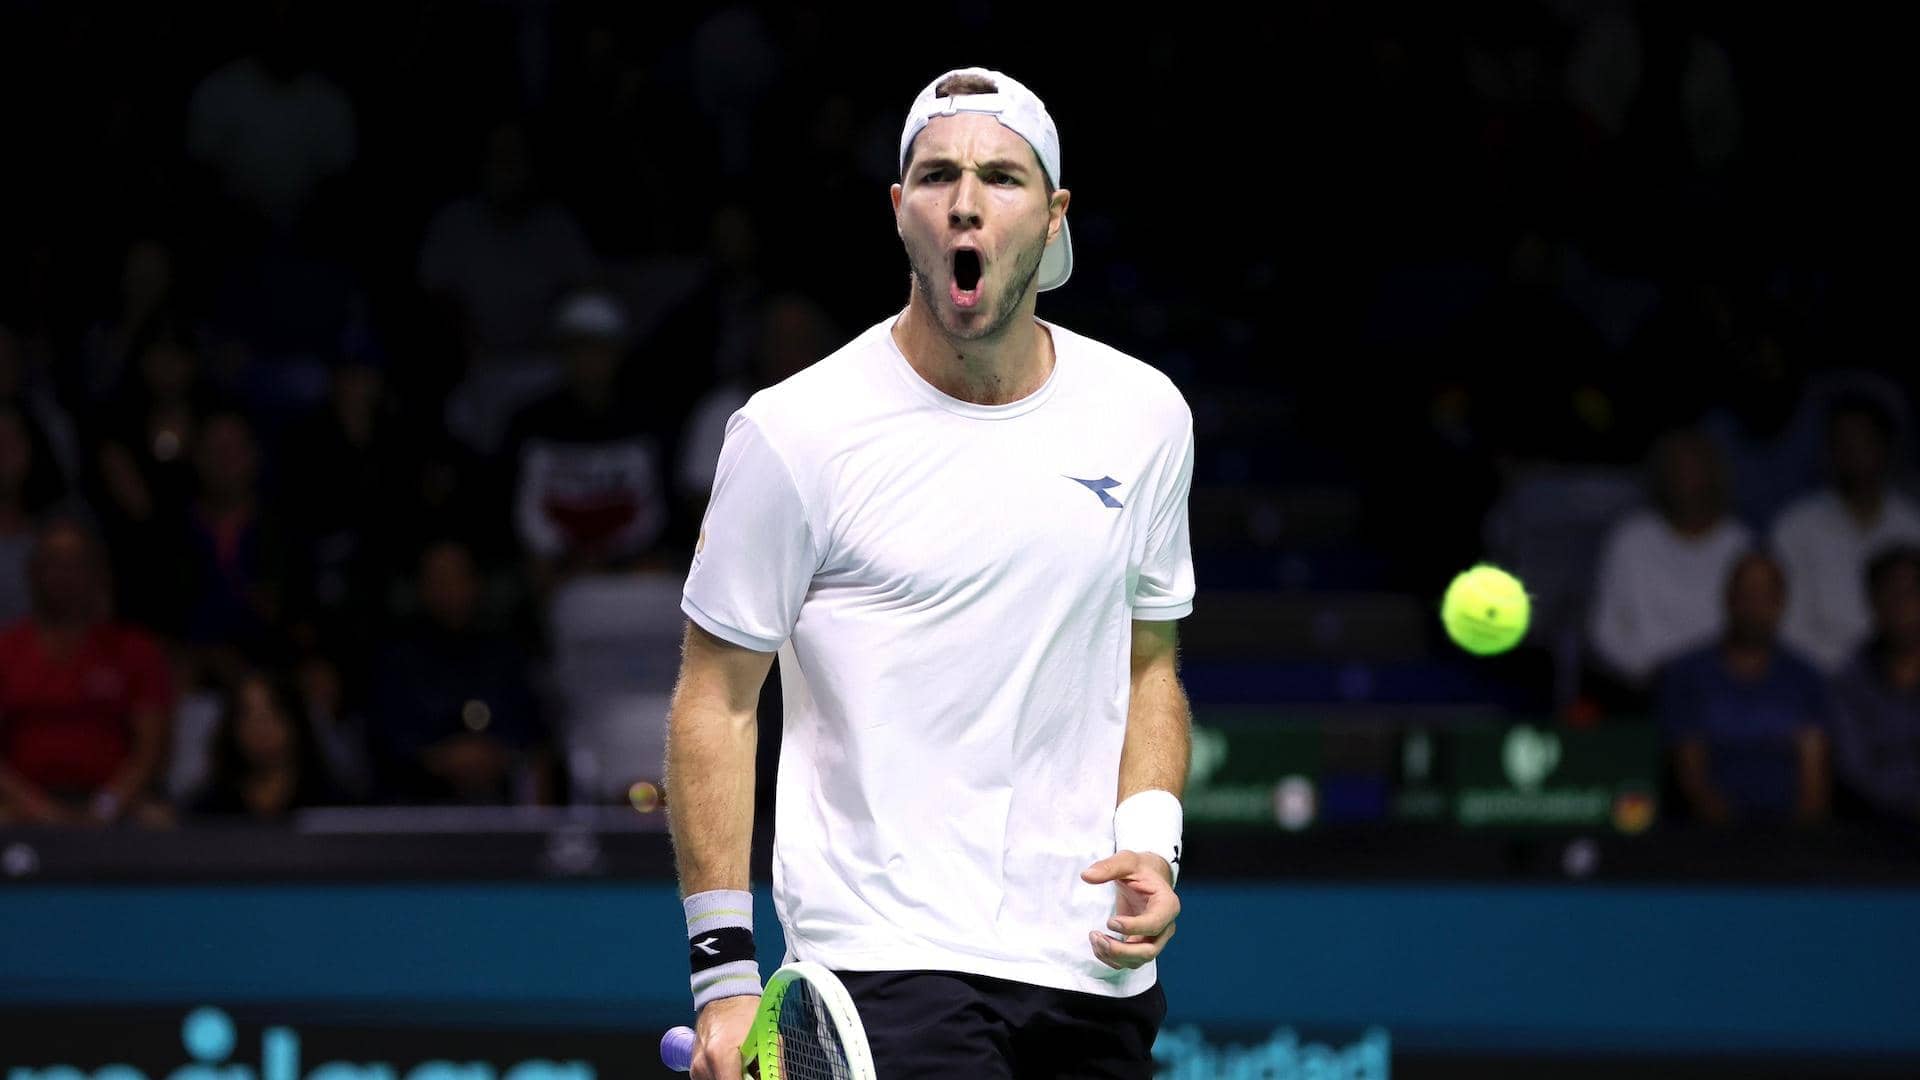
[1589, 428, 1752, 689]
[417, 120, 597, 362]
[1771, 393, 1920, 673]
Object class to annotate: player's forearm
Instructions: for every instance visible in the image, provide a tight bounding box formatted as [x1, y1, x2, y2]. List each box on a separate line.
[1118, 625, 1190, 802]
[1119, 679, 1190, 800]
[664, 683, 760, 895]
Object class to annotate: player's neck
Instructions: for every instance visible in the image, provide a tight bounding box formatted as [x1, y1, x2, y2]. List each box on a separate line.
[893, 293, 1053, 406]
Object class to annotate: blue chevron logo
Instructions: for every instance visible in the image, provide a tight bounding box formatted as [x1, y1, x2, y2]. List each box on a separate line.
[1066, 475, 1125, 508]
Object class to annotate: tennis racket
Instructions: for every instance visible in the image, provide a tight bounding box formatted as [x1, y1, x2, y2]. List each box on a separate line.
[662, 960, 877, 1079]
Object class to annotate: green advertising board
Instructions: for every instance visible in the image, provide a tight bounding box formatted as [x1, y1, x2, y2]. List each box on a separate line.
[1183, 722, 1322, 827]
[1182, 711, 1663, 833]
[1447, 722, 1661, 831]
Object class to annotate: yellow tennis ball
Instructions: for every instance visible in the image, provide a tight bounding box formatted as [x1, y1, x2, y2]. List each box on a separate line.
[1441, 564, 1531, 656]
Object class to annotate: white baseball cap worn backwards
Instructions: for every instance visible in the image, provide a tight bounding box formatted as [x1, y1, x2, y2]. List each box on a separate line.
[899, 66, 1073, 292]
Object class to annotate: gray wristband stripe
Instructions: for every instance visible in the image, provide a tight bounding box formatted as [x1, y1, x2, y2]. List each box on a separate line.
[684, 889, 754, 929]
[691, 960, 762, 1010]
[688, 908, 752, 926]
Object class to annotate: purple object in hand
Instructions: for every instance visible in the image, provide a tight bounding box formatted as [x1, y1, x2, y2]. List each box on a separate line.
[661, 1026, 696, 1072]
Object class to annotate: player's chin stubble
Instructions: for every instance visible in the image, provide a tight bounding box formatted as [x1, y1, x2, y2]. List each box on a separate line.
[907, 224, 1047, 343]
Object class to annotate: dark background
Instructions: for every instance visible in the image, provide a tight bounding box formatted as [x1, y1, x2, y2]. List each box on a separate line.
[3, 2, 1919, 1074]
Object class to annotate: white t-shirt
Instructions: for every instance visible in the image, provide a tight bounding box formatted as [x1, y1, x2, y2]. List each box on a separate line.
[681, 311, 1195, 998]
[1772, 489, 1920, 672]
[1588, 508, 1752, 685]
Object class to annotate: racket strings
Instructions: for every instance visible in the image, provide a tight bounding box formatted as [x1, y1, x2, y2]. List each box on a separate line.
[774, 980, 854, 1080]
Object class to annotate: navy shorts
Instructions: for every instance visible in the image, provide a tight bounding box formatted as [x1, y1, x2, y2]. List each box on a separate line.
[832, 969, 1166, 1079]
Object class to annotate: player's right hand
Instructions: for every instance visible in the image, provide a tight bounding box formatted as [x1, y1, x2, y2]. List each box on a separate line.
[692, 994, 758, 1080]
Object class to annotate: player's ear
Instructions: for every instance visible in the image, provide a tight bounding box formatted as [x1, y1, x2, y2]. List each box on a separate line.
[1048, 187, 1070, 242]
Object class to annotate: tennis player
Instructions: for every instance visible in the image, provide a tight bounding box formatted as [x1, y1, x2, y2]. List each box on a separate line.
[668, 65, 1194, 1079]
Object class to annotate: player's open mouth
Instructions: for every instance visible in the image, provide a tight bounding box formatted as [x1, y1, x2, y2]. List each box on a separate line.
[950, 249, 983, 309]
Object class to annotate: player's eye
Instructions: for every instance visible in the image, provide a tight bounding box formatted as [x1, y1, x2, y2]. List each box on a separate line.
[989, 173, 1016, 185]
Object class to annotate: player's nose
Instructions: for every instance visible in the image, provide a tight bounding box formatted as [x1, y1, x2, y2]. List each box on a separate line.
[947, 173, 983, 229]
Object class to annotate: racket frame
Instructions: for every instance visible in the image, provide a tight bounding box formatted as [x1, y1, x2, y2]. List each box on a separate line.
[745, 960, 878, 1080]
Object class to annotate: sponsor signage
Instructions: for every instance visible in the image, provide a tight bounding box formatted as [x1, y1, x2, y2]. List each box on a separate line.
[1185, 716, 1660, 832]
[0, 1005, 1400, 1080]
[0, 1007, 646, 1080]
[1449, 724, 1660, 831]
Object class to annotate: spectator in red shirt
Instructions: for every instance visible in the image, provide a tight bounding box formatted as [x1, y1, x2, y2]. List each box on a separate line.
[0, 518, 173, 826]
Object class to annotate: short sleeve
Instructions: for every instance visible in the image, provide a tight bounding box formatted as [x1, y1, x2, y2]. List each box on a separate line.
[1131, 415, 1195, 620]
[681, 412, 820, 652]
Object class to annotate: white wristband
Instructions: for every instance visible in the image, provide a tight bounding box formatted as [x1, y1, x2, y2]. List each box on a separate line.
[1113, 789, 1183, 886]
[684, 889, 761, 1010]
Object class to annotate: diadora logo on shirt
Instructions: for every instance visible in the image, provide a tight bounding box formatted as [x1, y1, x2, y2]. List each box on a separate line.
[1065, 475, 1125, 508]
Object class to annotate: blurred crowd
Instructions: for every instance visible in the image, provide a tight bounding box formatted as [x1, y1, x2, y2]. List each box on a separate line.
[1574, 400, 1920, 827]
[0, 3, 1913, 834]
[0, 3, 861, 825]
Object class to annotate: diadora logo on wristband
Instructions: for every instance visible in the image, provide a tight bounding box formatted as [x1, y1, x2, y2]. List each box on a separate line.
[687, 926, 757, 973]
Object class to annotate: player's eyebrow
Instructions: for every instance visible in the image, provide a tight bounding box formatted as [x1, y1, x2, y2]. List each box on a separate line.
[914, 156, 1033, 176]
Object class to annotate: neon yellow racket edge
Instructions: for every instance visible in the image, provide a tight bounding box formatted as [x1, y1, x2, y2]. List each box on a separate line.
[664, 961, 877, 1079]
[746, 961, 876, 1079]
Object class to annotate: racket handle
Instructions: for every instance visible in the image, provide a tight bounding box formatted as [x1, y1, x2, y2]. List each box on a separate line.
[661, 1026, 696, 1072]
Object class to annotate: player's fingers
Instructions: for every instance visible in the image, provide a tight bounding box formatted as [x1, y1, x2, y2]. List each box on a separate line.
[1113, 883, 1167, 933]
[693, 1039, 743, 1080]
[1106, 912, 1163, 938]
[1088, 922, 1175, 969]
[696, 1051, 738, 1080]
[1089, 929, 1162, 969]
[1089, 930, 1124, 969]
[1107, 888, 1180, 938]
[1080, 851, 1139, 884]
